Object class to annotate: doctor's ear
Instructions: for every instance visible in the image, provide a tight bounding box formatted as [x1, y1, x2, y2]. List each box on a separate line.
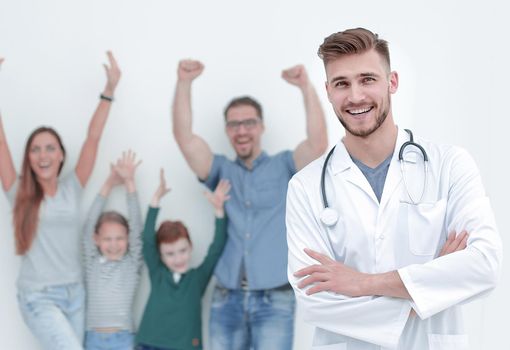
[388, 71, 399, 94]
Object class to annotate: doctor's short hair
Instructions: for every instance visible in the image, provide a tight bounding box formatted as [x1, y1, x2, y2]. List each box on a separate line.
[318, 27, 391, 71]
[223, 96, 263, 121]
[157, 220, 192, 248]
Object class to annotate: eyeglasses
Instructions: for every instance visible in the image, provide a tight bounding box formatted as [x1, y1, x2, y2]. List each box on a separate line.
[225, 118, 260, 131]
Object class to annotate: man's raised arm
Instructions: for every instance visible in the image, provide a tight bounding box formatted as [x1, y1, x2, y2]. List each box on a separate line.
[282, 65, 328, 171]
[172, 59, 213, 180]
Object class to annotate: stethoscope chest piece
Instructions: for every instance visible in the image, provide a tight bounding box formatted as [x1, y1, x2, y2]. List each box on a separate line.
[320, 207, 339, 226]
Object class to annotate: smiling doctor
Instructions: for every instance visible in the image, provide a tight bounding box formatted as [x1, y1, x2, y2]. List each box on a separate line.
[286, 28, 502, 350]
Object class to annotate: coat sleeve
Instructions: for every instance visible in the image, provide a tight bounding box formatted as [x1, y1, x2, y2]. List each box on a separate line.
[286, 176, 412, 349]
[398, 147, 502, 320]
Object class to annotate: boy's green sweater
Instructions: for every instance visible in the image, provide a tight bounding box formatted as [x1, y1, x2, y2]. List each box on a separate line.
[136, 207, 227, 349]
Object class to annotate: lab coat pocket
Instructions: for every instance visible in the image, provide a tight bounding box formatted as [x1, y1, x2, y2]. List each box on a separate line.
[402, 198, 447, 256]
[312, 343, 347, 350]
[428, 334, 469, 350]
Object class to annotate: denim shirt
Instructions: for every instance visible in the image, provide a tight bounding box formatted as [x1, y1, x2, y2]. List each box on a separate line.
[201, 151, 296, 290]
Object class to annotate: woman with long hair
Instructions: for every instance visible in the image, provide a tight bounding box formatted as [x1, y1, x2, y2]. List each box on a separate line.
[0, 53, 121, 350]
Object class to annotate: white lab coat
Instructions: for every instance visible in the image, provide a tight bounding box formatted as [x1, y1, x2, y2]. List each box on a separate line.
[286, 128, 502, 350]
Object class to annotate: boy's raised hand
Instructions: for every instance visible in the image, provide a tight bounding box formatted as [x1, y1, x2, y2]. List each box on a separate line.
[151, 168, 171, 207]
[205, 179, 231, 218]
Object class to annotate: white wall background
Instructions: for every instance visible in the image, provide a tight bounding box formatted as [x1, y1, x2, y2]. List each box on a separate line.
[0, 0, 508, 349]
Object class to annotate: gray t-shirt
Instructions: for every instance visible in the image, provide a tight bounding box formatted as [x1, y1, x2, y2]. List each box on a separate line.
[6, 172, 83, 290]
[351, 154, 393, 202]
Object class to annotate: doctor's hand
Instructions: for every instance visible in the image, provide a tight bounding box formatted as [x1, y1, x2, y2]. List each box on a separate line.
[294, 248, 369, 297]
[439, 230, 468, 257]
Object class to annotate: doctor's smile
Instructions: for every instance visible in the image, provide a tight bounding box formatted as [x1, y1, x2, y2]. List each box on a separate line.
[346, 106, 374, 116]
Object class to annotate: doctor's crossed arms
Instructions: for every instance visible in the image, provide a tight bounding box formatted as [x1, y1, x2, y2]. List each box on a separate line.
[295, 230, 469, 297]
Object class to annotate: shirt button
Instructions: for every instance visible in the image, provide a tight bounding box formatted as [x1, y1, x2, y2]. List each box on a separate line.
[378, 234, 385, 240]
[245, 200, 251, 207]
[246, 233, 251, 239]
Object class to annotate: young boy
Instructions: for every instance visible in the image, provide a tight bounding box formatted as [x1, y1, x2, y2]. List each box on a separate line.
[83, 150, 143, 349]
[136, 170, 230, 350]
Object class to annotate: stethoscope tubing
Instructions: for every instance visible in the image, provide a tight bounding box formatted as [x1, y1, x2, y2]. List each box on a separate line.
[320, 129, 429, 225]
[321, 145, 337, 209]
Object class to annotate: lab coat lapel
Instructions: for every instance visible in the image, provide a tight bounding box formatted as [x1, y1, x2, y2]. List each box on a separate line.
[330, 140, 378, 204]
[379, 128, 409, 211]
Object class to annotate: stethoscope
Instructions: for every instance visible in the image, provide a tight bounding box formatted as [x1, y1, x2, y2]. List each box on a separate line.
[320, 129, 429, 226]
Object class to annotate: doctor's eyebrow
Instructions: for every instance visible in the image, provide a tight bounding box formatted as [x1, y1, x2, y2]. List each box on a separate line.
[329, 72, 380, 84]
[329, 76, 347, 84]
[359, 72, 379, 78]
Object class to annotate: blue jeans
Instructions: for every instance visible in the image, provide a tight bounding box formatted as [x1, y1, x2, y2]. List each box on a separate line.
[17, 282, 85, 350]
[85, 330, 135, 350]
[209, 286, 295, 350]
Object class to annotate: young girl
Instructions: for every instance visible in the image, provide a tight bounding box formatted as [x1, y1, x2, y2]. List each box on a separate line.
[0, 53, 120, 349]
[83, 150, 143, 350]
[136, 170, 230, 350]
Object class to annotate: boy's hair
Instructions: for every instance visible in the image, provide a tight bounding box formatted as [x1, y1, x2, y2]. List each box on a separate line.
[318, 27, 391, 71]
[157, 220, 192, 248]
[94, 211, 130, 234]
[223, 96, 263, 121]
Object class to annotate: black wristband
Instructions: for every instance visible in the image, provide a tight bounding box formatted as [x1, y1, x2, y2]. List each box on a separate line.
[100, 94, 114, 102]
